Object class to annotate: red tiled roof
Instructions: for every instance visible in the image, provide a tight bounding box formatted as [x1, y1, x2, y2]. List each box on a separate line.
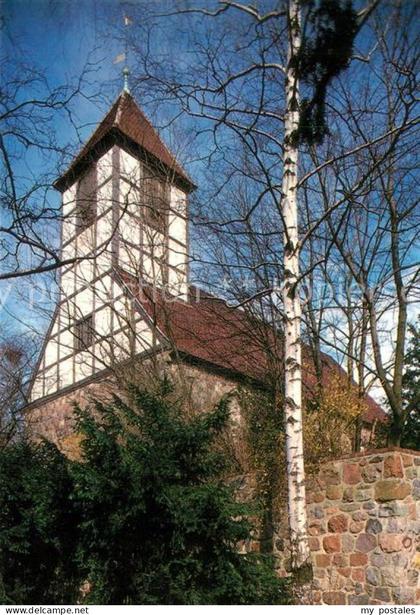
[363, 397, 388, 424]
[116, 269, 387, 424]
[121, 275, 271, 382]
[316, 357, 387, 424]
[55, 91, 195, 192]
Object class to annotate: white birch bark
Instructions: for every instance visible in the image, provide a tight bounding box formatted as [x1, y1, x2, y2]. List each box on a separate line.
[282, 0, 310, 570]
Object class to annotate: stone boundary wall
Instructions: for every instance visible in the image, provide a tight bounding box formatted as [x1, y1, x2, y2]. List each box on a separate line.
[275, 448, 420, 605]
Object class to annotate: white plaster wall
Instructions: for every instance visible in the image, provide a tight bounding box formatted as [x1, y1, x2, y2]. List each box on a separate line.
[62, 237, 75, 261]
[120, 213, 140, 245]
[120, 148, 141, 184]
[76, 257, 95, 286]
[97, 148, 114, 185]
[168, 264, 188, 297]
[94, 339, 114, 368]
[77, 225, 95, 258]
[112, 329, 132, 361]
[62, 184, 77, 216]
[74, 352, 93, 382]
[120, 176, 141, 212]
[168, 242, 187, 270]
[93, 274, 114, 304]
[59, 328, 74, 357]
[44, 338, 58, 367]
[142, 227, 165, 256]
[142, 253, 164, 284]
[62, 220, 75, 249]
[112, 294, 132, 318]
[44, 365, 58, 396]
[135, 318, 156, 353]
[168, 186, 188, 298]
[119, 243, 141, 274]
[95, 305, 113, 337]
[97, 179, 113, 216]
[61, 271, 74, 299]
[96, 209, 113, 271]
[72, 286, 94, 317]
[60, 357, 73, 388]
[169, 186, 187, 244]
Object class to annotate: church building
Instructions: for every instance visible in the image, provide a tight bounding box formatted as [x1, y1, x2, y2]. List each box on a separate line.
[25, 89, 385, 452]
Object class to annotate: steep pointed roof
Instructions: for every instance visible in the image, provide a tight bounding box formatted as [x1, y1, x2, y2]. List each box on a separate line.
[54, 91, 195, 192]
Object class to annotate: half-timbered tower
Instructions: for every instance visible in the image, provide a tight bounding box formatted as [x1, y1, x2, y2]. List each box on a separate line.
[28, 91, 195, 404]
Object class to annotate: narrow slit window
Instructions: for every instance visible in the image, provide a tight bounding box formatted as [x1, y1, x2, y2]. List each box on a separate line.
[73, 314, 94, 352]
[76, 165, 97, 233]
[143, 172, 169, 234]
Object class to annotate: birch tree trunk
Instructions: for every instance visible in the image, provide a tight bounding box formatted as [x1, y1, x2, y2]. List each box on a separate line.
[282, 0, 310, 571]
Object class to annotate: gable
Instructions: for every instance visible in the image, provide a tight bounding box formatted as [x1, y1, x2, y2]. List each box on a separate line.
[28, 272, 164, 404]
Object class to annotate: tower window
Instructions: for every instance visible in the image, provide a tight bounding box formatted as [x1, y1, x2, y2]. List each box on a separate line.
[143, 173, 169, 234]
[76, 165, 97, 233]
[73, 314, 94, 351]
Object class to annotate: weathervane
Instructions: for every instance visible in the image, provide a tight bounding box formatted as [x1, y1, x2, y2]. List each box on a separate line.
[114, 13, 133, 93]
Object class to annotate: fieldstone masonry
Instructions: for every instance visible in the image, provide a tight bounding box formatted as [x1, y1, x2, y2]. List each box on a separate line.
[25, 360, 242, 456]
[275, 447, 420, 605]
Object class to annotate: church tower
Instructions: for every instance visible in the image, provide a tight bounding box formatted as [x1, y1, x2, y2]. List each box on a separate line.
[28, 91, 195, 407]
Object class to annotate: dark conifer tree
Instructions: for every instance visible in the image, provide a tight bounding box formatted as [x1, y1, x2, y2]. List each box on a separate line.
[71, 382, 289, 604]
[294, 0, 358, 144]
[401, 318, 420, 450]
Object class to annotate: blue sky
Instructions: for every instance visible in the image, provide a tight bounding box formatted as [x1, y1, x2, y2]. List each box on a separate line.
[1, 1, 112, 332]
[1, 1, 168, 334]
[2, 0, 128, 136]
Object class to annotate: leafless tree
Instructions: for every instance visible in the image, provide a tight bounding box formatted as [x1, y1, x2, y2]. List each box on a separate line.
[6, 0, 418, 576]
[0, 51, 106, 282]
[119, 0, 395, 570]
[0, 332, 37, 446]
[302, 4, 419, 445]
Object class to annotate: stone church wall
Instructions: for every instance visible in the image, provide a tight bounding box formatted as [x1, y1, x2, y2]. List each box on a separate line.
[25, 357, 243, 456]
[25, 378, 116, 458]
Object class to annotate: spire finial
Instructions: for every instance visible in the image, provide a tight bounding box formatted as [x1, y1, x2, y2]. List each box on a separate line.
[122, 14, 132, 93]
[113, 13, 133, 94]
[123, 65, 130, 93]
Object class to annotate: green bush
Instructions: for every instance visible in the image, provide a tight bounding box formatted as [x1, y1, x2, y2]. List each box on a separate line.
[401, 318, 420, 450]
[0, 382, 290, 605]
[0, 441, 78, 604]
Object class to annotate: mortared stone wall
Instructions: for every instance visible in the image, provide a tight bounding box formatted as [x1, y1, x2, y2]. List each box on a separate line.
[274, 447, 420, 605]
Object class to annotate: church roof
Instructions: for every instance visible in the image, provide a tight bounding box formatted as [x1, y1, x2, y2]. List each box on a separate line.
[54, 91, 195, 193]
[116, 268, 387, 425]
